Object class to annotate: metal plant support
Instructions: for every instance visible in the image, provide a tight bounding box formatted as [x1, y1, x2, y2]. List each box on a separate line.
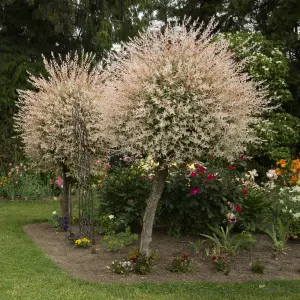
[73, 103, 95, 243]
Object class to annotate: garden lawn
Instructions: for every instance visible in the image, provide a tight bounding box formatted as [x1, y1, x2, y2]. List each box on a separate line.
[0, 200, 300, 300]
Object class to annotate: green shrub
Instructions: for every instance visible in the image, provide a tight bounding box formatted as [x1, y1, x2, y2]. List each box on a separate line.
[101, 227, 138, 252]
[97, 161, 152, 228]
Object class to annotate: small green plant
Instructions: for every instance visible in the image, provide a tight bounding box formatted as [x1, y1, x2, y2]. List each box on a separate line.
[167, 254, 191, 273]
[205, 247, 231, 275]
[190, 240, 205, 254]
[111, 259, 133, 275]
[260, 218, 289, 251]
[130, 253, 152, 274]
[74, 237, 91, 248]
[51, 211, 69, 231]
[201, 224, 256, 255]
[101, 227, 138, 251]
[251, 262, 265, 274]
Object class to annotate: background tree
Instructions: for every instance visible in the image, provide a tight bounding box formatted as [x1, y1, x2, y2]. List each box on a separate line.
[15, 52, 107, 220]
[0, 0, 152, 168]
[104, 19, 270, 255]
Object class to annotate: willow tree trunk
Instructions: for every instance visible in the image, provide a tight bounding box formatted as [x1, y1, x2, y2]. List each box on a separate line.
[140, 166, 168, 256]
[61, 164, 72, 222]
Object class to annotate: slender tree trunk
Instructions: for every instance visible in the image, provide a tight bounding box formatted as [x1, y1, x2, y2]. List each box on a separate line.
[140, 165, 168, 256]
[61, 164, 72, 222]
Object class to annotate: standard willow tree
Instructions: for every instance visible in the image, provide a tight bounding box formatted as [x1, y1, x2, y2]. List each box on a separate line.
[104, 18, 271, 256]
[15, 52, 107, 221]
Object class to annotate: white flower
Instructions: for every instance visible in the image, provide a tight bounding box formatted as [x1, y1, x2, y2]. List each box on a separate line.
[266, 169, 277, 180]
[52, 211, 57, 215]
[108, 215, 115, 219]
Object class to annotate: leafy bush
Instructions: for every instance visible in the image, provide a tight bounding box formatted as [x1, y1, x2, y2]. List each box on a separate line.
[97, 161, 152, 229]
[101, 227, 138, 252]
[237, 184, 273, 232]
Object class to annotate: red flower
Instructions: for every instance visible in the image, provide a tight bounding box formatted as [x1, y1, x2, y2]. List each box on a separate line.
[206, 173, 216, 180]
[141, 175, 146, 179]
[242, 189, 248, 195]
[212, 256, 217, 261]
[235, 205, 242, 213]
[190, 171, 197, 177]
[130, 255, 139, 263]
[190, 187, 200, 195]
[229, 165, 236, 171]
[239, 155, 245, 159]
[194, 164, 200, 169]
[197, 166, 207, 174]
[183, 254, 189, 260]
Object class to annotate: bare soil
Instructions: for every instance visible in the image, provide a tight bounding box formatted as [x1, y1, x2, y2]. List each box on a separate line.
[24, 222, 300, 283]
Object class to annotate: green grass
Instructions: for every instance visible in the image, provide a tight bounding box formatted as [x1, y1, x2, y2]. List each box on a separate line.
[0, 200, 300, 300]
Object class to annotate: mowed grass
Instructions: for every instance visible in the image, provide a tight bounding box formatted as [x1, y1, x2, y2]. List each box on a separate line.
[0, 200, 300, 300]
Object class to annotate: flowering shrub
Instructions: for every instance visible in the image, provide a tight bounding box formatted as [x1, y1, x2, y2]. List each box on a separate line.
[75, 237, 91, 248]
[130, 253, 152, 275]
[167, 254, 191, 273]
[161, 157, 248, 235]
[111, 260, 133, 275]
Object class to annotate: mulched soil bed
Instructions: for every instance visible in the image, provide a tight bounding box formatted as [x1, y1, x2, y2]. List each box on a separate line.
[24, 222, 300, 283]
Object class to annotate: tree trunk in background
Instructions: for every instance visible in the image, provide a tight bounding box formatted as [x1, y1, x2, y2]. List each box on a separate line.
[139, 165, 168, 256]
[61, 164, 72, 222]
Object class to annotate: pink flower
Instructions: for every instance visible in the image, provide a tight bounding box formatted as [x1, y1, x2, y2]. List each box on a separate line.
[206, 174, 216, 180]
[190, 187, 200, 195]
[141, 175, 146, 180]
[190, 171, 197, 177]
[55, 177, 63, 189]
[97, 184, 102, 189]
[197, 166, 207, 174]
[148, 176, 153, 180]
[242, 189, 248, 195]
[129, 199, 133, 204]
[103, 162, 111, 169]
[138, 154, 143, 158]
[95, 160, 101, 165]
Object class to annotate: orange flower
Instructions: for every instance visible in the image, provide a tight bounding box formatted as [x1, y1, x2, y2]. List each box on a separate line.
[275, 168, 281, 176]
[276, 159, 287, 168]
[290, 175, 298, 183]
